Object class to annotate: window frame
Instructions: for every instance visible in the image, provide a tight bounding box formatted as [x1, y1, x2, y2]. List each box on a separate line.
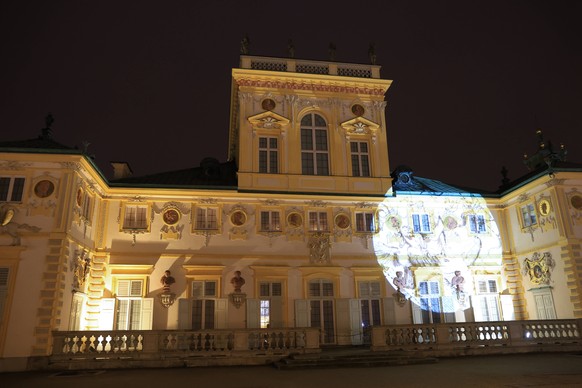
[258, 136, 279, 174]
[350, 141, 371, 177]
[520, 203, 537, 228]
[308, 210, 329, 232]
[468, 214, 487, 234]
[0, 176, 26, 203]
[259, 209, 282, 233]
[355, 210, 376, 233]
[412, 213, 431, 234]
[121, 203, 150, 231]
[192, 205, 221, 232]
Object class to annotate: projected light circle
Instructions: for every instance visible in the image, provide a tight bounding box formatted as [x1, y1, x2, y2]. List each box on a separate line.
[372, 194, 503, 313]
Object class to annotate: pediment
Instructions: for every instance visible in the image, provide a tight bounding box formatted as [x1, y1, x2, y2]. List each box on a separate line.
[248, 111, 290, 130]
[340, 117, 380, 136]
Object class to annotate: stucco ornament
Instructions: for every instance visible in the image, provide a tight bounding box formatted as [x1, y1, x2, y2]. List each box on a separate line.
[309, 232, 331, 264]
[522, 252, 555, 285]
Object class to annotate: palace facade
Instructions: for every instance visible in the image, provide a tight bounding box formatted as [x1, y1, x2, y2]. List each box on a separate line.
[1, 55, 581, 371]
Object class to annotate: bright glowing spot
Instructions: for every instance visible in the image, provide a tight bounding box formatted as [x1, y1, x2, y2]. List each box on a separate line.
[373, 192, 503, 315]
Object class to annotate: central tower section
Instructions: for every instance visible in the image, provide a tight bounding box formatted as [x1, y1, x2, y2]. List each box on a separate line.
[229, 55, 393, 195]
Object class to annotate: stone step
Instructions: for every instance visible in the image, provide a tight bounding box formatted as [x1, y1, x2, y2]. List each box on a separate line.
[273, 353, 438, 370]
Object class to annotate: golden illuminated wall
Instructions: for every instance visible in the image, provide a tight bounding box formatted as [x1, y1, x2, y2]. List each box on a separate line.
[230, 56, 393, 195]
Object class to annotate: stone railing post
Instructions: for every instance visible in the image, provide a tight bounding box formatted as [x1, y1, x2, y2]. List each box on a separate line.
[371, 327, 387, 348]
[506, 321, 526, 346]
[51, 331, 65, 355]
[304, 328, 320, 350]
[141, 331, 159, 354]
[233, 331, 249, 352]
[435, 324, 451, 349]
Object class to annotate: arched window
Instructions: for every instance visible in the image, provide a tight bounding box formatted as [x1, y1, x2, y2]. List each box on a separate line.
[300, 113, 329, 175]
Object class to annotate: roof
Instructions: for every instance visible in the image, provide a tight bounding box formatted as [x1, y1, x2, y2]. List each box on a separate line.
[110, 158, 237, 188]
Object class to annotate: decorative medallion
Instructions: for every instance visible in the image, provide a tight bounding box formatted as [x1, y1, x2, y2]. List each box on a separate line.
[76, 188, 84, 206]
[571, 195, 582, 210]
[162, 208, 180, 225]
[443, 216, 458, 230]
[230, 210, 247, 226]
[262, 98, 276, 111]
[287, 212, 303, 227]
[351, 104, 365, 117]
[34, 180, 55, 198]
[334, 213, 350, 229]
[538, 199, 551, 216]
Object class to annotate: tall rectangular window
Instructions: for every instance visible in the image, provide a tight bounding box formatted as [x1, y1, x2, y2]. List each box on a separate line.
[301, 113, 329, 175]
[412, 214, 431, 233]
[259, 137, 278, 173]
[195, 207, 218, 230]
[191, 280, 218, 330]
[115, 279, 144, 330]
[259, 282, 282, 328]
[260, 211, 281, 232]
[123, 206, 148, 230]
[350, 141, 370, 177]
[475, 279, 500, 321]
[308, 211, 328, 231]
[419, 281, 441, 323]
[520, 204, 537, 227]
[0, 177, 25, 202]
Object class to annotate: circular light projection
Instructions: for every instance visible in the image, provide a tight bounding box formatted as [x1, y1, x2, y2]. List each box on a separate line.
[373, 194, 503, 313]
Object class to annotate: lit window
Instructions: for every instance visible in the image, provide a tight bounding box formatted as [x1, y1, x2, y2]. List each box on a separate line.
[412, 214, 431, 233]
[475, 279, 500, 321]
[260, 211, 281, 232]
[0, 177, 25, 202]
[259, 137, 278, 173]
[301, 113, 329, 175]
[355, 212, 375, 233]
[80, 192, 93, 221]
[520, 204, 537, 227]
[194, 207, 218, 230]
[191, 280, 218, 330]
[123, 205, 148, 230]
[419, 280, 441, 324]
[350, 141, 370, 177]
[115, 279, 145, 330]
[468, 214, 487, 233]
[308, 211, 328, 231]
[259, 282, 282, 328]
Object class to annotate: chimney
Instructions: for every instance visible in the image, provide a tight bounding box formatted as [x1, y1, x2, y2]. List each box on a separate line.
[110, 162, 133, 180]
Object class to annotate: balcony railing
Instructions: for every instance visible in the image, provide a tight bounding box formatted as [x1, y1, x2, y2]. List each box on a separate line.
[371, 319, 581, 354]
[240, 56, 381, 79]
[50, 328, 320, 367]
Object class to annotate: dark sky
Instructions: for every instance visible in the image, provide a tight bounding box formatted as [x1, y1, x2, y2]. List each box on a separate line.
[2, 1, 581, 192]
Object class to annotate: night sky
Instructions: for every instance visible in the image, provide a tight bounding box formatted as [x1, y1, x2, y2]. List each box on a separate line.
[2, 1, 581, 192]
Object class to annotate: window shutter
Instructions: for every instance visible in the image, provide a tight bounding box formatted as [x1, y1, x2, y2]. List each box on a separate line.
[117, 280, 130, 296]
[471, 295, 484, 321]
[214, 299, 228, 329]
[99, 298, 115, 330]
[246, 298, 260, 328]
[139, 298, 154, 330]
[294, 299, 310, 327]
[178, 299, 191, 330]
[411, 302, 423, 324]
[382, 297, 396, 325]
[130, 280, 143, 297]
[349, 299, 363, 345]
[270, 296, 283, 328]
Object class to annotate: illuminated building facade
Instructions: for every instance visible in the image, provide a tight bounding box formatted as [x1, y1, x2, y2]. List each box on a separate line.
[0, 55, 581, 371]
